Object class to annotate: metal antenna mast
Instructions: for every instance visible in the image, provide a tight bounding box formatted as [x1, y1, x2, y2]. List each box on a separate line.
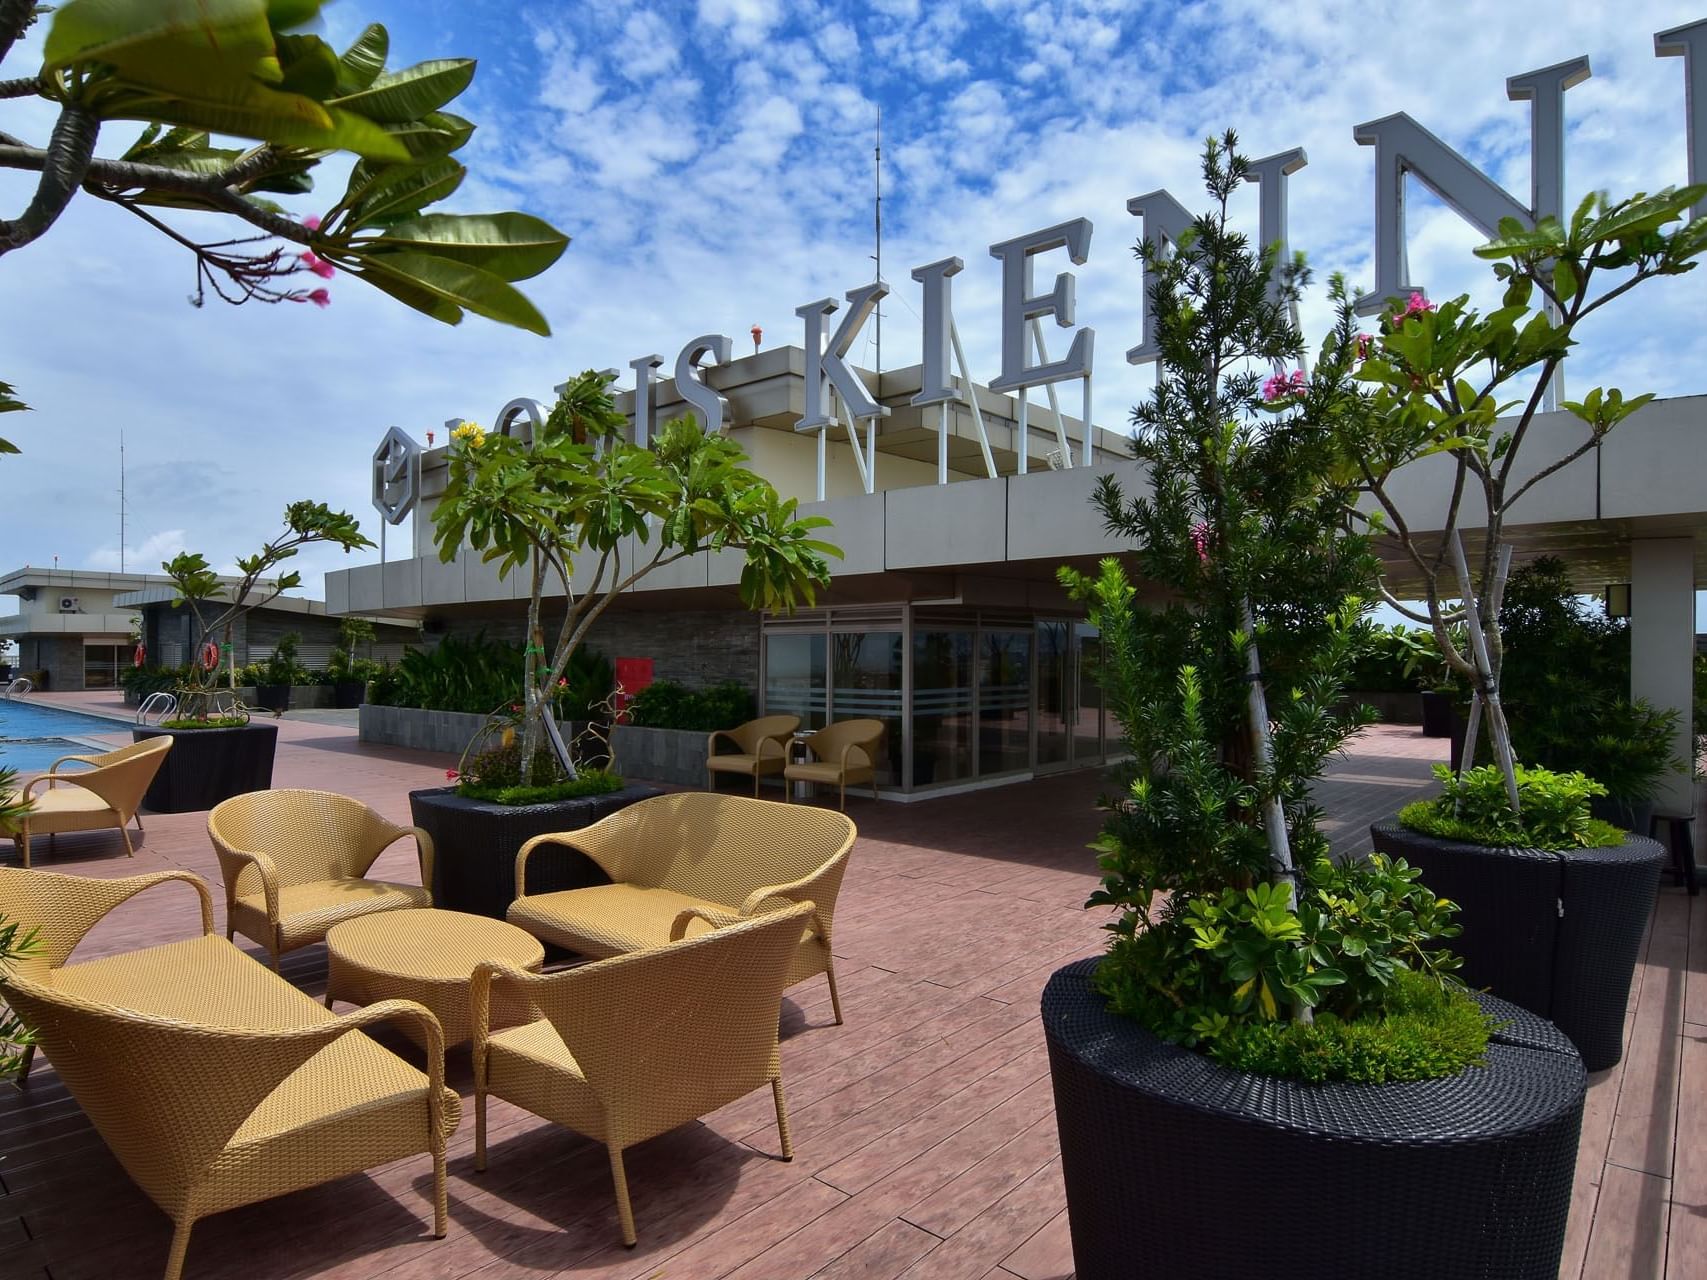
[119, 427, 126, 573]
[873, 105, 882, 375]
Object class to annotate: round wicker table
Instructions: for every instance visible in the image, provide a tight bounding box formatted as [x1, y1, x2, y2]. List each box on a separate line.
[325, 908, 545, 1047]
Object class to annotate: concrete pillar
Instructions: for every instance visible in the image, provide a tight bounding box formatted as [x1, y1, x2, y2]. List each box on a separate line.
[1629, 537, 1697, 817]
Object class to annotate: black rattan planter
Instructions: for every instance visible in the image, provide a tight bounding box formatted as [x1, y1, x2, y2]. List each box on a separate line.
[1370, 821, 1664, 1071]
[254, 684, 291, 713]
[409, 783, 662, 919]
[132, 723, 279, 813]
[1043, 957, 1585, 1280]
[332, 680, 367, 709]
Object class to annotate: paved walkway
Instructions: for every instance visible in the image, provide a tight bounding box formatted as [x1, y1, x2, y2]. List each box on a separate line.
[0, 703, 1698, 1279]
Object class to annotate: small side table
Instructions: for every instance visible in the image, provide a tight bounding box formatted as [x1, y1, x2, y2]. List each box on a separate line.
[326, 908, 545, 1047]
[789, 733, 817, 801]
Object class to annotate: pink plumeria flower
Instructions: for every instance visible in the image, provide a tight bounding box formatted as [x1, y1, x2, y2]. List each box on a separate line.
[302, 214, 322, 231]
[1189, 520, 1210, 563]
[299, 251, 335, 280]
[1355, 332, 1374, 358]
[1288, 368, 1307, 392]
[445, 768, 459, 780]
[306, 287, 331, 308]
[1261, 373, 1287, 401]
[1402, 291, 1436, 320]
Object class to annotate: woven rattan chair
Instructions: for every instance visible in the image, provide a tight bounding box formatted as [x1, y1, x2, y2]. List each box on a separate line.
[1, 736, 171, 867]
[207, 789, 433, 970]
[473, 900, 815, 1246]
[0, 867, 458, 1280]
[783, 718, 885, 809]
[703, 714, 800, 795]
[507, 792, 855, 1022]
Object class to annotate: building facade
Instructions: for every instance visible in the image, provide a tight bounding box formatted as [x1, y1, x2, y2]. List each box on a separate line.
[328, 345, 1707, 805]
[0, 568, 157, 690]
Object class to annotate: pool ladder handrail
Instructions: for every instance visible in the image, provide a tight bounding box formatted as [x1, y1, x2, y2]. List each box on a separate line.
[136, 691, 177, 725]
[2, 677, 31, 699]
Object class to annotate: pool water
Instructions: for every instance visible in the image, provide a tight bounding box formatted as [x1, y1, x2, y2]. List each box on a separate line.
[0, 700, 128, 773]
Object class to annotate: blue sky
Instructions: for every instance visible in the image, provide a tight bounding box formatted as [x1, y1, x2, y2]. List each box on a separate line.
[1, 0, 1704, 618]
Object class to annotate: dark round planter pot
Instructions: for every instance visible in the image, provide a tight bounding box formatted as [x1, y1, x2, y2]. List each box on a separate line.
[1043, 957, 1585, 1280]
[132, 722, 279, 814]
[1371, 820, 1664, 1071]
[1420, 690, 1455, 738]
[409, 782, 663, 920]
[332, 680, 367, 709]
[254, 684, 292, 714]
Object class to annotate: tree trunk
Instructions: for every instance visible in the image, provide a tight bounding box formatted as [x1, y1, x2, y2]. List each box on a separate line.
[1449, 534, 1520, 810]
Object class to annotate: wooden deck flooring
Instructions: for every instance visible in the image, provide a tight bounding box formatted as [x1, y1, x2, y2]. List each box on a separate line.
[0, 703, 1700, 1279]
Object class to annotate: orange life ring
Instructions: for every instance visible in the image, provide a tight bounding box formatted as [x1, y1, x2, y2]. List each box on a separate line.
[199, 641, 220, 672]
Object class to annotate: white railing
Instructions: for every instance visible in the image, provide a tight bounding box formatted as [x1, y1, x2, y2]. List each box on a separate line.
[3, 677, 32, 699]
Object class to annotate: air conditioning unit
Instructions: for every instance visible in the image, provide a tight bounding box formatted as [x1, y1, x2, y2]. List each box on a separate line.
[58, 596, 80, 613]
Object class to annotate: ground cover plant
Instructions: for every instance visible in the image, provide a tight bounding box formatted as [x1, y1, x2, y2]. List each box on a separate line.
[1068, 134, 1487, 1083]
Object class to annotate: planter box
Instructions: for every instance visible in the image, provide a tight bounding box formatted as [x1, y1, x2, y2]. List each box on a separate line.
[1370, 821, 1664, 1071]
[1043, 957, 1585, 1279]
[1343, 689, 1421, 725]
[132, 722, 279, 814]
[332, 680, 367, 709]
[610, 724, 710, 787]
[360, 704, 594, 761]
[1420, 690, 1457, 738]
[409, 783, 662, 919]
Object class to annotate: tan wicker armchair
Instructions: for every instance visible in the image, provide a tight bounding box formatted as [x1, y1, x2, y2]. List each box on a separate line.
[1, 736, 171, 867]
[704, 714, 801, 795]
[507, 792, 856, 1023]
[207, 789, 433, 970]
[783, 718, 885, 809]
[0, 867, 458, 1280]
[473, 900, 815, 1246]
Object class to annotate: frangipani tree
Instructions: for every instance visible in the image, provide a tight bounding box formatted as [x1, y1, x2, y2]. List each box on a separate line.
[0, 0, 570, 448]
[163, 500, 372, 708]
[433, 371, 842, 784]
[1338, 185, 1707, 807]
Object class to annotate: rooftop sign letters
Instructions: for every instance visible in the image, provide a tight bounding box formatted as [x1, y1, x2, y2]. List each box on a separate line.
[377, 19, 1706, 505]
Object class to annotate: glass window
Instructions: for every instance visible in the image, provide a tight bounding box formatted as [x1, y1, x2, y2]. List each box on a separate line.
[1036, 620, 1070, 768]
[979, 630, 1032, 774]
[1074, 623, 1104, 763]
[912, 630, 974, 786]
[831, 631, 902, 784]
[83, 644, 122, 690]
[764, 633, 827, 729]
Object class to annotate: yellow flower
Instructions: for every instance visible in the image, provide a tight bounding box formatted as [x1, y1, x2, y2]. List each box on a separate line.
[452, 421, 487, 448]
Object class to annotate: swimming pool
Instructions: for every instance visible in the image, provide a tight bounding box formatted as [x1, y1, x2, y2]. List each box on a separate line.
[0, 700, 129, 773]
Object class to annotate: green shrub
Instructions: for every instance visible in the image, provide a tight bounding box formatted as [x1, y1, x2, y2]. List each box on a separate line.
[1496, 557, 1685, 802]
[1208, 969, 1494, 1084]
[375, 633, 613, 717]
[1097, 854, 1466, 1055]
[159, 716, 248, 729]
[456, 768, 625, 807]
[121, 664, 185, 699]
[1400, 763, 1623, 849]
[626, 679, 755, 732]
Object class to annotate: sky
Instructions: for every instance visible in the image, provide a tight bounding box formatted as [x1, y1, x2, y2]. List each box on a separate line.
[1, 0, 1705, 618]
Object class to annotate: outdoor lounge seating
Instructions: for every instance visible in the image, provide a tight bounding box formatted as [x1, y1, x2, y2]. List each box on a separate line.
[1, 736, 171, 867]
[207, 788, 433, 970]
[506, 791, 856, 1023]
[473, 900, 816, 1246]
[783, 718, 885, 809]
[704, 713, 800, 795]
[0, 867, 458, 1280]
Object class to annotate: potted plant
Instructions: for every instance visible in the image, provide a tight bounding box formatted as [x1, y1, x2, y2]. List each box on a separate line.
[252, 631, 303, 714]
[329, 617, 376, 708]
[1045, 137, 1586, 1280]
[1337, 186, 1703, 1067]
[409, 372, 839, 917]
[134, 501, 374, 812]
[0, 772, 36, 1079]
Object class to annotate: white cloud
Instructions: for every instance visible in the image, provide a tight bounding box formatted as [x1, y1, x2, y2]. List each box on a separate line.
[85, 530, 191, 575]
[4, 0, 1706, 603]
